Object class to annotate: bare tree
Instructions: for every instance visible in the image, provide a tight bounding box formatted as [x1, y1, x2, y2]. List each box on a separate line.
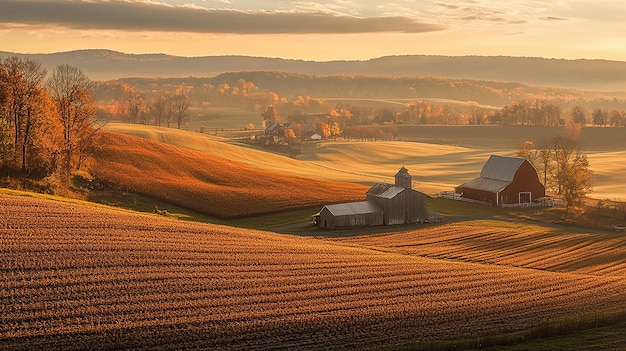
[570, 106, 587, 125]
[150, 95, 168, 126]
[516, 139, 553, 190]
[592, 109, 608, 126]
[121, 90, 146, 124]
[536, 138, 553, 190]
[46, 64, 98, 175]
[609, 109, 626, 127]
[171, 94, 189, 129]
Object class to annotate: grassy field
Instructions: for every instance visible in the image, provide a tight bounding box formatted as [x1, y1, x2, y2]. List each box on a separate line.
[2, 193, 625, 350]
[91, 131, 368, 218]
[104, 123, 626, 200]
[187, 106, 261, 132]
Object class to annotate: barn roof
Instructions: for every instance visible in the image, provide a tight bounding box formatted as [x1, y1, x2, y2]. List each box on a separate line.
[458, 155, 527, 193]
[458, 177, 511, 193]
[322, 201, 383, 216]
[366, 182, 406, 199]
[480, 155, 526, 182]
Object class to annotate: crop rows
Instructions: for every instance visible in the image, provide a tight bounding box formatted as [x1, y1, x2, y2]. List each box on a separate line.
[339, 224, 626, 277]
[2, 194, 626, 350]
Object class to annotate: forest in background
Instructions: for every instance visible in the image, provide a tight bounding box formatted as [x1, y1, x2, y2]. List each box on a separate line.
[94, 71, 626, 133]
[4, 49, 626, 91]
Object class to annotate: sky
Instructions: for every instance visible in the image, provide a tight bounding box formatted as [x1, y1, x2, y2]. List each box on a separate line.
[1, 0, 626, 61]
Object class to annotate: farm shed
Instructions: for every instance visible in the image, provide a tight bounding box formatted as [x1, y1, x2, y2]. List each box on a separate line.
[314, 167, 428, 229]
[315, 201, 384, 229]
[455, 155, 545, 206]
[367, 168, 428, 225]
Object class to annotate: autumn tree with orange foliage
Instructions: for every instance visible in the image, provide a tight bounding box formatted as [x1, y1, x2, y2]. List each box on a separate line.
[47, 64, 100, 175]
[261, 105, 280, 127]
[0, 57, 63, 176]
[0, 58, 100, 189]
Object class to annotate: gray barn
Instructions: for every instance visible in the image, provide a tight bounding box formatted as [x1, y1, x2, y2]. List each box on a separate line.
[316, 201, 383, 229]
[315, 167, 428, 229]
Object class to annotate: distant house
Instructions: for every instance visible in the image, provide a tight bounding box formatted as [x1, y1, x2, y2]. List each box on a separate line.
[455, 155, 545, 206]
[265, 122, 318, 141]
[265, 122, 283, 136]
[315, 167, 428, 229]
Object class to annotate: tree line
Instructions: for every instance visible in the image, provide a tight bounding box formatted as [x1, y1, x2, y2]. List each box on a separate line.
[99, 85, 190, 129]
[0, 57, 99, 186]
[95, 75, 626, 135]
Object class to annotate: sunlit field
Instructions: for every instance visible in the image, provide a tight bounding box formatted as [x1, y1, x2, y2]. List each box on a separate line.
[92, 131, 367, 218]
[337, 222, 626, 277]
[2, 194, 625, 350]
[186, 106, 261, 132]
[104, 123, 626, 200]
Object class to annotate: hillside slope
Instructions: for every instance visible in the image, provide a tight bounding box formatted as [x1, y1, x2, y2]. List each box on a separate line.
[104, 123, 626, 200]
[4, 49, 626, 90]
[2, 194, 625, 350]
[92, 131, 368, 218]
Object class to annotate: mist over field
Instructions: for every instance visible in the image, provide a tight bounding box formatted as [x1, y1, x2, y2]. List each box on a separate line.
[4, 49, 626, 91]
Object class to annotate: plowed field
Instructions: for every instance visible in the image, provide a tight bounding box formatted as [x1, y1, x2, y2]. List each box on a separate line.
[2, 194, 625, 350]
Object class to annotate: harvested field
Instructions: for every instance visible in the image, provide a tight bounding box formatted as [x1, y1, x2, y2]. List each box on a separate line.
[337, 223, 626, 277]
[2, 194, 626, 350]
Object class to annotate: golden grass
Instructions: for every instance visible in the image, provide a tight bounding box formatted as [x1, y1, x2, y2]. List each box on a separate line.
[587, 151, 626, 201]
[2, 194, 626, 350]
[105, 123, 626, 200]
[92, 131, 368, 218]
[104, 123, 488, 194]
[104, 123, 381, 184]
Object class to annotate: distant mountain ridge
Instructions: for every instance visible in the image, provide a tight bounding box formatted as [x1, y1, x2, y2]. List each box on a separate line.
[2, 49, 626, 91]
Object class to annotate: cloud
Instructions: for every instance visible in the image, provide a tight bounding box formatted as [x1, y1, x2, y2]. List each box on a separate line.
[540, 16, 569, 22]
[0, 0, 444, 34]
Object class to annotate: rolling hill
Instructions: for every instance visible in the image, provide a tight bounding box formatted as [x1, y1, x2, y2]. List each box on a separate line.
[4, 49, 626, 91]
[104, 123, 626, 201]
[2, 194, 625, 350]
[91, 132, 367, 219]
[92, 131, 368, 218]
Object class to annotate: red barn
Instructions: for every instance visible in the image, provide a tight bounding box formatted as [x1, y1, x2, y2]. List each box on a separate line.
[456, 155, 545, 206]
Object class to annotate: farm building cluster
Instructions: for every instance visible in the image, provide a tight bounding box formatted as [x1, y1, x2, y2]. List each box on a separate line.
[315, 155, 548, 229]
[262, 121, 321, 145]
[314, 167, 430, 229]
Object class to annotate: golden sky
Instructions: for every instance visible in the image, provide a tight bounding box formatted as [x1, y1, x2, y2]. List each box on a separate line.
[1, 0, 625, 61]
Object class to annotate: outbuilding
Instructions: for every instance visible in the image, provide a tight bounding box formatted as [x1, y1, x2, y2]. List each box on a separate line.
[455, 155, 545, 206]
[316, 201, 384, 229]
[315, 167, 428, 229]
[366, 167, 428, 225]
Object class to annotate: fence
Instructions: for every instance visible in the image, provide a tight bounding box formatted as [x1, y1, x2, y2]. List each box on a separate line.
[437, 191, 562, 208]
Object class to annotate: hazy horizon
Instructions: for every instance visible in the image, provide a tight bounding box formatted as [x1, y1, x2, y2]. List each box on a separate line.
[1, 1, 626, 62]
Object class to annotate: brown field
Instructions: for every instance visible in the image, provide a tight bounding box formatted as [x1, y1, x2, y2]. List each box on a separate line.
[92, 131, 368, 218]
[104, 123, 626, 201]
[2, 194, 626, 350]
[337, 222, 626, 277]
